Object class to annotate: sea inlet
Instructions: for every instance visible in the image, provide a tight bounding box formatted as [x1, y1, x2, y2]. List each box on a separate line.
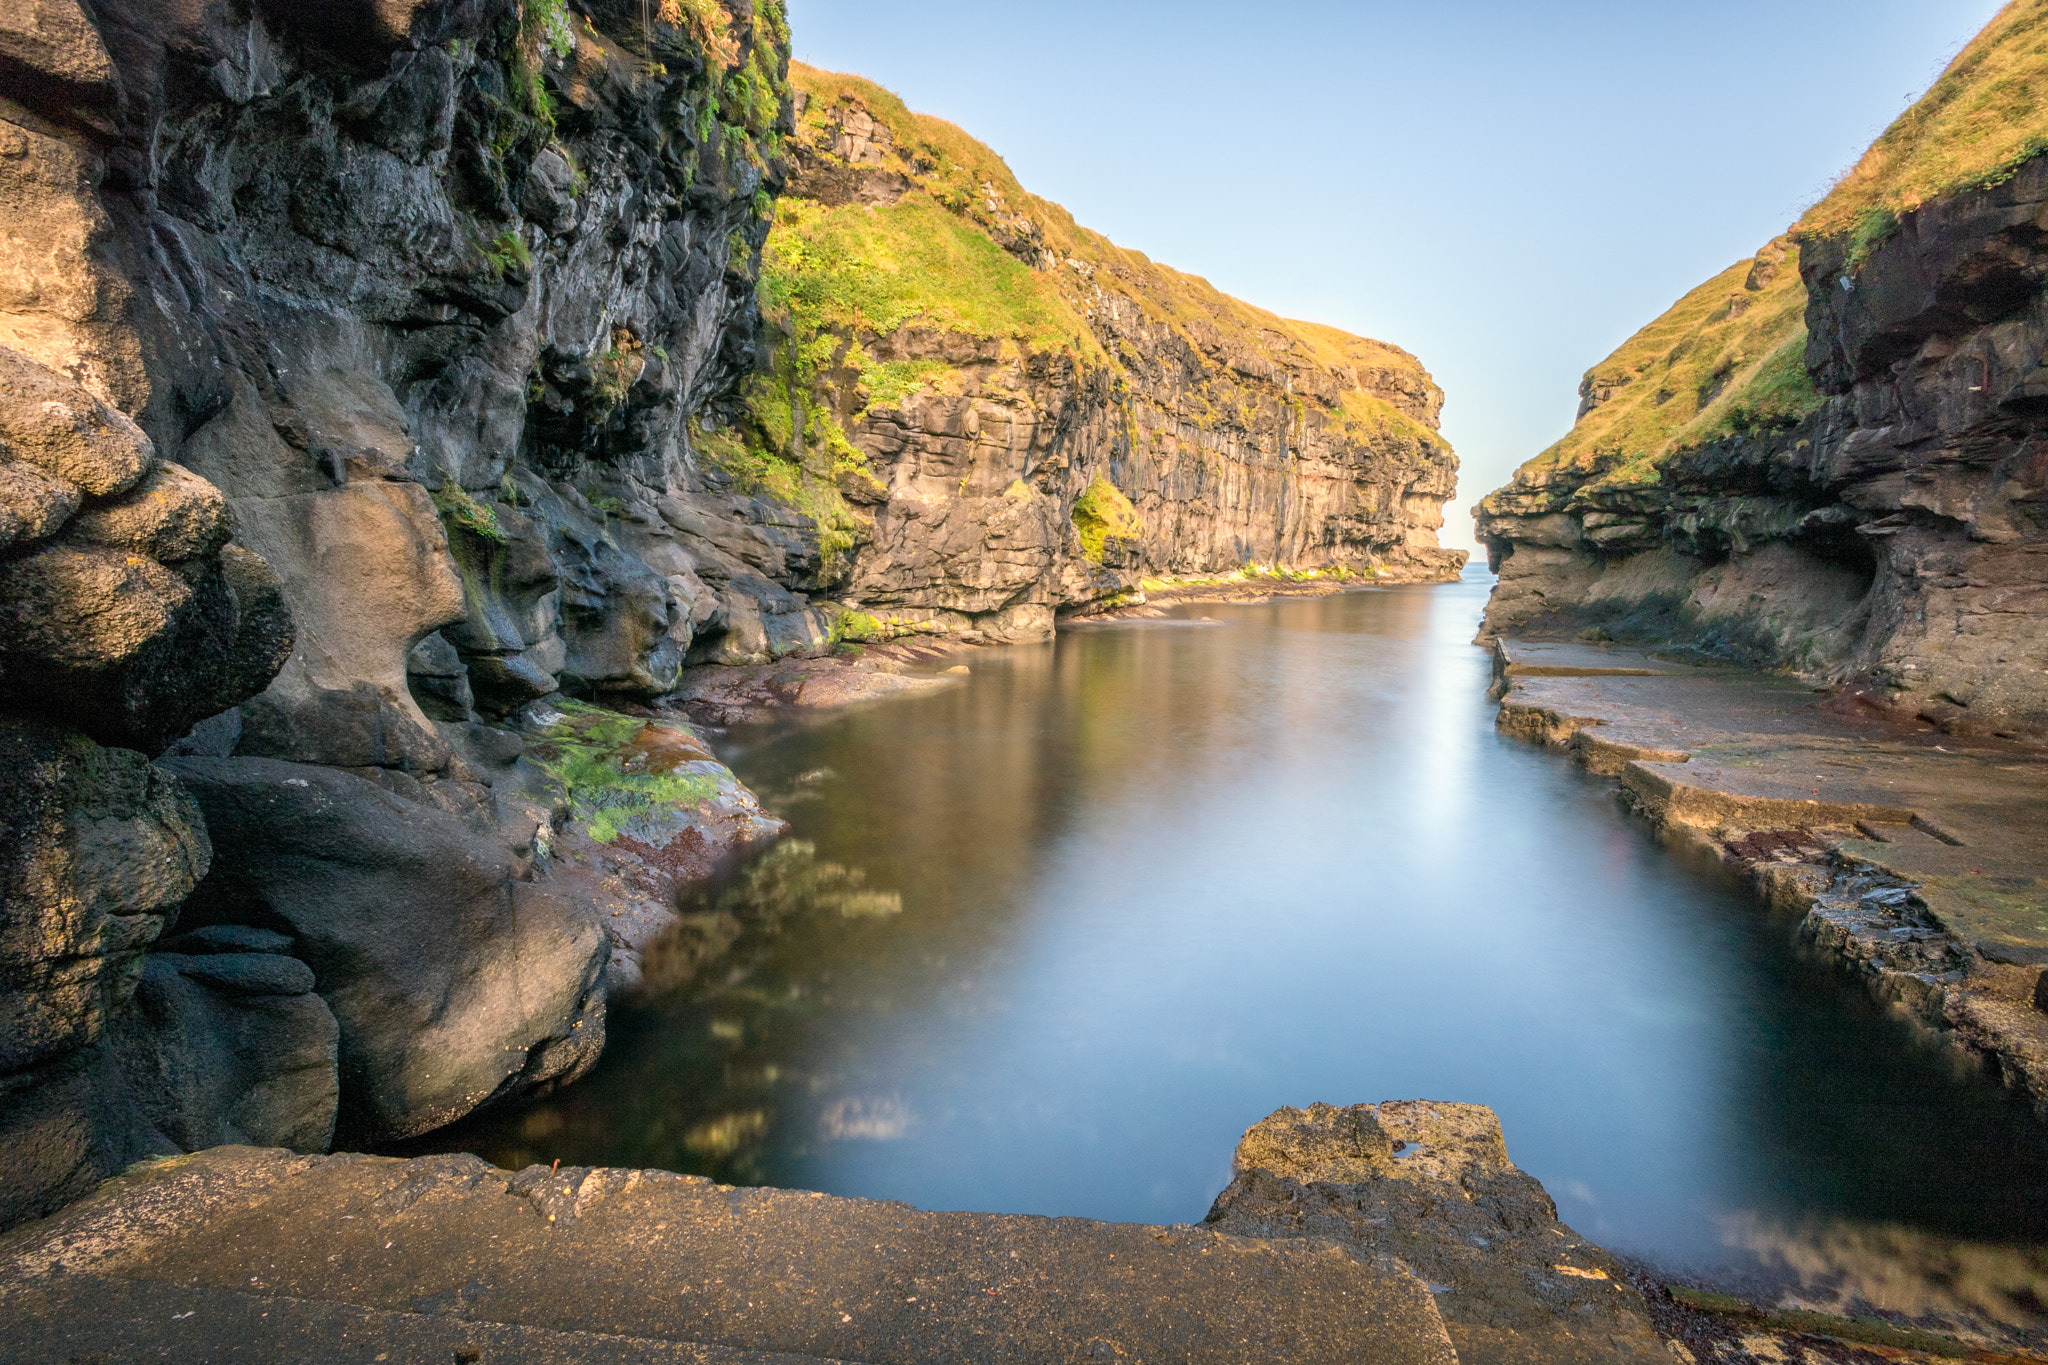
[430, 574, 2048, 1319]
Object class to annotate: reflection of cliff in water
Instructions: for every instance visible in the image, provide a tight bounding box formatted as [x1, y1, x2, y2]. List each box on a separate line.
[417, 584, 2048, 1327]
[1715, 1214, 2048, 1347]
[428, 838, 923, 1186]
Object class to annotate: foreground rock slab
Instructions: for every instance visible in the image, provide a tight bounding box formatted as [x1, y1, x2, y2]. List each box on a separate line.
[1208, 1101, 1668, 1365]
[1494, 638, 2048, 1111]
[0, 1146, 1459, 1365]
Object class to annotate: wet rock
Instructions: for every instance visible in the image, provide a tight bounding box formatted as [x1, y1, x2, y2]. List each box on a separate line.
[517, 703, 785, 993]
[161, 756, 608, 1143]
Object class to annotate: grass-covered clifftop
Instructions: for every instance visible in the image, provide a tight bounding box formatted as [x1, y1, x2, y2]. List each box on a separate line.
[1796, 0, 2048, 250]
[1486, 0, 2048, 517]
[1497, 237, 1817, 502]
[769, 64, 1443, 435]
[699, 61, 1457, 589]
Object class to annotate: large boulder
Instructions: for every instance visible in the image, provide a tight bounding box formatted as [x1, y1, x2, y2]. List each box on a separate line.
[1206, 1102, 1668, 1365]
[0, 347, 293, 753]
[161, 756, 608, 1143]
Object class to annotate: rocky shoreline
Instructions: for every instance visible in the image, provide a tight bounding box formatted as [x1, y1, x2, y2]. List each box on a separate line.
[1490, 635, 2048, 1119]
[0, 1101, 1654, 1365]
[8, 1093, 2037, 1364]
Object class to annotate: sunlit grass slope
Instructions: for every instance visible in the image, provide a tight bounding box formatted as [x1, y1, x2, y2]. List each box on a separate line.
[704, 62, 1455, 579]
[1512, 241, 1816, 493]
[1497, 0, 2048, 505]
[761, 63, 1445, 445]
[1798, 0, 2048, 249]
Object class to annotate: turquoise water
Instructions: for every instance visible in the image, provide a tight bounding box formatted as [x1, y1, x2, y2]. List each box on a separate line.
[438, 575, 2048, 1309]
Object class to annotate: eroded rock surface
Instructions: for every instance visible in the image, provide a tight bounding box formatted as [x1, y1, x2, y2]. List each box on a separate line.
[1477, 159, 2048, 742]
[1206, 1101, 1668, 1365]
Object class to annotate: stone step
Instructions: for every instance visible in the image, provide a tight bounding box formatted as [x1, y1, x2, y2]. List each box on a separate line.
[0, 1147, 1459, 1365]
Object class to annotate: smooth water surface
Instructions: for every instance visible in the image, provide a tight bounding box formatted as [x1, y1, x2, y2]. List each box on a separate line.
[445, 577, 2048, 1310]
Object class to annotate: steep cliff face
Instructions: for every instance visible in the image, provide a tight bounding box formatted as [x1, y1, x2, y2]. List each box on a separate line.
[704, 65, 1463, 641]
[1477, 0, 2048, 740]
[0, 0, 793, 1226]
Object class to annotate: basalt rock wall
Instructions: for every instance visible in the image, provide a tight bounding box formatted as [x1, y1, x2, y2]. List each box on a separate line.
[0, 0, 794, 1228]
[1478, 160, 2048, 739]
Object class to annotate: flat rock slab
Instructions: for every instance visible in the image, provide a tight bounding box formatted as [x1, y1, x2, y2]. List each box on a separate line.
[2, 1277, 844, 1365]
[1492, 640, 1716, 678]
[1494, 633, 2048, 1022]
[0, 1147, 1459, 1365]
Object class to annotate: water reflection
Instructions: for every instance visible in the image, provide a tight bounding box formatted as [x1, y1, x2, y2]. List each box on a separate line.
[428, 577, 2048, 1333]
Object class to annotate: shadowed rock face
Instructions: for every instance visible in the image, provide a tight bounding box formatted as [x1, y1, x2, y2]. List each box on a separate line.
[0, 0, 796, 1228]
[162, 758, 608, 1144]
[1476, 157, 2048, 741]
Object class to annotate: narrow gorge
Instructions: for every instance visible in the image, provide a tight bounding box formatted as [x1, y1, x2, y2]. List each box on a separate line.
[10, 1, 2048, 1362]
[0, 0, 1461, 1230]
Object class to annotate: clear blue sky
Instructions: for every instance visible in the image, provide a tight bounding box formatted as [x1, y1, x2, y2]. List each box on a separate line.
[785, 0, 2008, 552]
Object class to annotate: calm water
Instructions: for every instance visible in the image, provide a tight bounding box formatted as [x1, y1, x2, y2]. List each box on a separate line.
[442, 575, 2048, 1320]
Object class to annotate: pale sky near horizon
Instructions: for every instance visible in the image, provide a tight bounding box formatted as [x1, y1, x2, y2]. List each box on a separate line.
[784, 0, 2008, 553]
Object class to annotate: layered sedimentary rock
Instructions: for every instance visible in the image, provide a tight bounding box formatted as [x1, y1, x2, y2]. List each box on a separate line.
[1476, 2, 2048, 740]
[702, 65, 1465, 641]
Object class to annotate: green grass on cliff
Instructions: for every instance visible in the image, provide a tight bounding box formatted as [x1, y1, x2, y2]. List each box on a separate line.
[1507, 239, 1818, 495]
[1489, 0, 2048, 515]
[761, 194, 1097, 362]
[1071, 474, 1144, 562]
[1799, 0, 2048, 246]
[777, 63, 1452, 455]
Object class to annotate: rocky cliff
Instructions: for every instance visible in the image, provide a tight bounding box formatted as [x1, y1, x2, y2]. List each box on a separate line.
[1476, 0, 2048, 741]
[708, 64, 1465, 641]
[0, 0, 1459, 1231]
[0, 0, 798, 1228]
